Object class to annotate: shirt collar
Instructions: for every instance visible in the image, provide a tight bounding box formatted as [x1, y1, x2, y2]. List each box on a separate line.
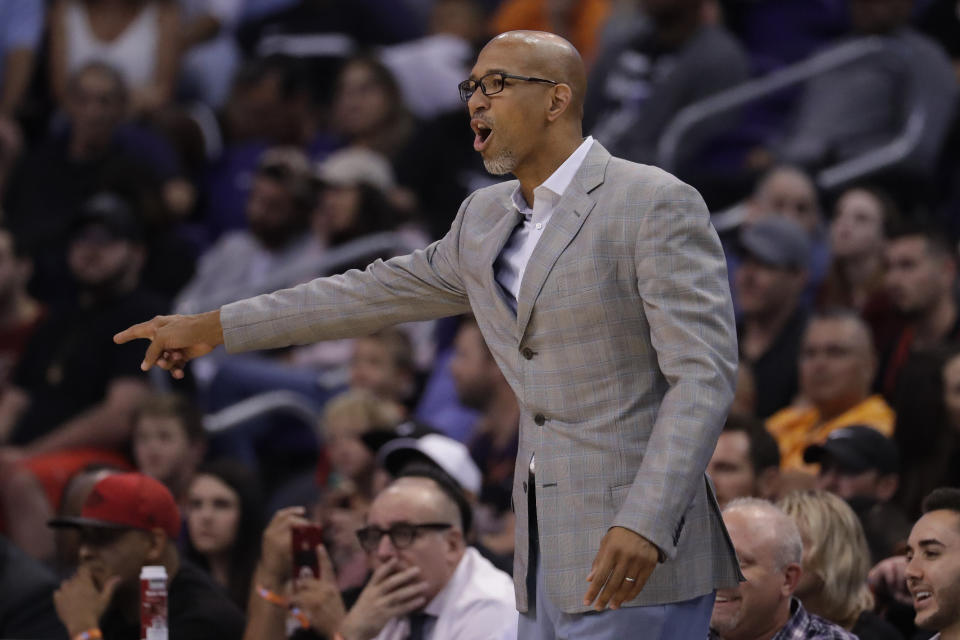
[510, 136, 595, 213]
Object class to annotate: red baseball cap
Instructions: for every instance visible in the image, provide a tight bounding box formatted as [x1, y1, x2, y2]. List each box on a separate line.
[49, 472, 181, 539]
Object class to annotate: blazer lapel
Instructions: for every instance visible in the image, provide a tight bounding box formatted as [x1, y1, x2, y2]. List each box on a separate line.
[481, 192, 524, 322]
[515, 142, 609, 338]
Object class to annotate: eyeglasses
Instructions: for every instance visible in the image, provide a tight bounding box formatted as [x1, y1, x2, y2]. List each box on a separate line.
[458, 72, 559, 102]
[355, 522, 452, 552]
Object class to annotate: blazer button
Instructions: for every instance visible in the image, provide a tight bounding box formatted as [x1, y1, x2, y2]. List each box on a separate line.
[522, 347, 534, 360]
[534, 414, 545, 425]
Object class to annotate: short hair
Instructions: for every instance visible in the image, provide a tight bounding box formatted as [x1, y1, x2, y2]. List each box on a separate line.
[722, 414, 780, 473]
[134, 393, 205, 444]
[724, 497, 803, 570]
[805, 308, 875, 353]
[395, 464, 473, 535]
[922, 487, 960, 517]
[778, 490, 874, 627]
[887, 218, 956, 260]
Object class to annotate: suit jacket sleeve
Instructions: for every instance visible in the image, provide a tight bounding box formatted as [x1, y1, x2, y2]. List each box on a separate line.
[220, 194, 473, 352]
[611, 178, 737, 560]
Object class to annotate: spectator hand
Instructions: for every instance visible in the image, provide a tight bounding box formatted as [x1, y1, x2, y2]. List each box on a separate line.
[868, 555, 911, 607]
[260, 506, 311, 587]
[53, 566, 120, 636]
[290, 545, 346, 636]
[583, 526, 658, 611]
[339, 559, 429, 640]
[113, 310, 224, 379]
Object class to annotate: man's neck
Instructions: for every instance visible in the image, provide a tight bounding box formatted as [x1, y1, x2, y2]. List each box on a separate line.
[940, 624, 960, 640]
[737, 600, 794, 640]
[514, 132, 583, 207]
[913, 293, 958, 349]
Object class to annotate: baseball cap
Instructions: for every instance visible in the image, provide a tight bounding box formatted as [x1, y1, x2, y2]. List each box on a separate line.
[49, 472, 181, 539]
[379, 433, 482, 495]
[738, 217, 810, 270]
[316, 147, 395, 194]
[70, 192, 143, 243]
[803, 425, 900, 474]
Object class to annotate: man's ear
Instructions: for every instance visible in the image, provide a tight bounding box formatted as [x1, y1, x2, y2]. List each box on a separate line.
[782, 562, 802, 596]
[546, 84, 572, 122]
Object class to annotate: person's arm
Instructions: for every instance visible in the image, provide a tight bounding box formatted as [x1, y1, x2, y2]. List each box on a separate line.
[117, 192, 476, 376]
[585, 176, 738, 610]
[24, 377, 151, 455]
[243, 507, 311, 640]
[130, 1, 181, 115]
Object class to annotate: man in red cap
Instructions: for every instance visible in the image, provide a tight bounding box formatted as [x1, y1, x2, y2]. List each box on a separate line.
[49, 472, 244, 640]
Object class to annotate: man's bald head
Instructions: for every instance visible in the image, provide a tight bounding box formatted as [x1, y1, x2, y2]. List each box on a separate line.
[481, 31, 587, 120]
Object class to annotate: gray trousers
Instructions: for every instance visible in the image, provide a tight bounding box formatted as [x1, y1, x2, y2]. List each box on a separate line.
[518, 480, 715, 639]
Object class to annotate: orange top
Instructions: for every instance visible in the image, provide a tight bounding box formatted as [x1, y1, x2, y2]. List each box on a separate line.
[490, 0, 612, 62]
[766, 395, 895, 471]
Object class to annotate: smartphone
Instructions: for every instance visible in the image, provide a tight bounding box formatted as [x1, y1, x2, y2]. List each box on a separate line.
[291, 524, 324, 581]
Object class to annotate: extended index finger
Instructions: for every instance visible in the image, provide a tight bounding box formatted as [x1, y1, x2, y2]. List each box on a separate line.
[113, 318, 160, 344]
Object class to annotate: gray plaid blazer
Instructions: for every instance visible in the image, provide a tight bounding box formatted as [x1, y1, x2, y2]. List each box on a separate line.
[221, 141, 743, 613]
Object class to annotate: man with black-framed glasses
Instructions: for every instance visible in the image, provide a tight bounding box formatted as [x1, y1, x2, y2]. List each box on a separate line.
[244, 473, 516, 640]
[119, 28, 740, 640]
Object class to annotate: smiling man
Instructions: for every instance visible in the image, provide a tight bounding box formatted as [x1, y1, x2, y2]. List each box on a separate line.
[117, 30, 740, 638]
[711, 499, 856, 640]
[905, 488, 960, 639]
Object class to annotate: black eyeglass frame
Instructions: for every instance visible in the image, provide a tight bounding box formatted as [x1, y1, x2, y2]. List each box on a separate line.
[458, 72, 559, 102]
[355, 522, 453, 552]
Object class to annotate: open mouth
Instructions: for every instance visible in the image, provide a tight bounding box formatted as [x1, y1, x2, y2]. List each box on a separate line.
[913, 590, 933, 608]
[472, 119, 493, 152]
[714, 595, 740, 605]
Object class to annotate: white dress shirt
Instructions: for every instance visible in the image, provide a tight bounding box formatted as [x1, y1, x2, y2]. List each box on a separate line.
[372, 547, 517, 640]
[494, 136, 595, 311]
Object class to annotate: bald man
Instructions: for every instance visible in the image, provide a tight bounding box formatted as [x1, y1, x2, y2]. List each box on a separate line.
[118, 31, 740, 638]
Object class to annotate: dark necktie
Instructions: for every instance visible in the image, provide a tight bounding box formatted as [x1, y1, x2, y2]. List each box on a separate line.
[407, 612, 434, 640]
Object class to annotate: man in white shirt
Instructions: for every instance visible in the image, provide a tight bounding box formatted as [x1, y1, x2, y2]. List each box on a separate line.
[244, 471, 516, 640]
[337, 473, 516, 640]
[905, 488, 960, 640]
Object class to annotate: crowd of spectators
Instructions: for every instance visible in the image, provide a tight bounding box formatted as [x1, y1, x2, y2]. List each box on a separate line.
[1, 0, 960, 638]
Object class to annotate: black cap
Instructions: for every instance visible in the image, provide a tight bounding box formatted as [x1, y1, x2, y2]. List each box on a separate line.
[803, 425, 899, 474]
[738, 217, 810, 270]
[70, 192, 142, 243]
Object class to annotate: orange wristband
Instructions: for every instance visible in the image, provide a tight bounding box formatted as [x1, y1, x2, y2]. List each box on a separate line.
[257, 585, 310, 629]
[74, 631, 103, 640]
[256, 584, 288, 608]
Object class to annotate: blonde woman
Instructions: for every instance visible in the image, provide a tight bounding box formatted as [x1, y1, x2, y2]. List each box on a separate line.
[778, 490, 902, 639]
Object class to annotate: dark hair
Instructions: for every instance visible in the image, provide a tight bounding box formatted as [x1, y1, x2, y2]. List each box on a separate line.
[184, 461, 266, 611]
[396, 463, 473, 536]
[134, 393, 206, 444]
[324, 182, 402, 246]
[887, 218, 956, 259]
[723, 414, 780, 473]
[922, 487, 960, 517]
